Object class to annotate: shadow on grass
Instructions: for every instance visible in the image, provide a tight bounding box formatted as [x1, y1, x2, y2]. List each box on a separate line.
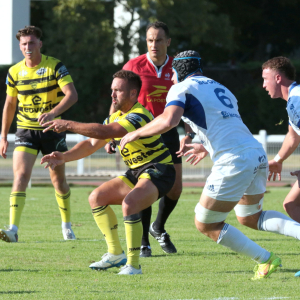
[150, 251, 239, 258]
[0, 291, 37, 294]
[0, 269, 39, 272]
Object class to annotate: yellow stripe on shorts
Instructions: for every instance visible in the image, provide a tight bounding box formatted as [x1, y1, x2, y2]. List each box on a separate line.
[118, 175, 135, 189]
[14, 146, 38, 155]
[138, 173, 151, 180]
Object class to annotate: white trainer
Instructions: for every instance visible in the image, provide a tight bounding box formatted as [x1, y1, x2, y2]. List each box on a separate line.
[118, 264, 142, 275]
[0, 229, 18, 243]
[62, 228, 76, 240]
[89, 252, 127, 270]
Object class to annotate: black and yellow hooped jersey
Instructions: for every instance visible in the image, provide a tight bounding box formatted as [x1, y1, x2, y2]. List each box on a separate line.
[6, 54, 73, 130]
[104, 102, 173, 169]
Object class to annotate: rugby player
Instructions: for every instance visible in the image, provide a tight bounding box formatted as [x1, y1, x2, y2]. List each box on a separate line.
[0, 26, 78, 242]
[120, 50, 300, 280]
[41, 70, 175, 275]
[108, 21, 188, 257]
[262, 57, 300, 222]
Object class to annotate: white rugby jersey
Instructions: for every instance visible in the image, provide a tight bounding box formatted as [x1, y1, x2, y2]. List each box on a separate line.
[166, 75, 262, 162]
[287, 82, 300, 136]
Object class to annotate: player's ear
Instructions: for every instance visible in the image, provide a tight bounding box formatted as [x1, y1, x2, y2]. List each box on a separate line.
[167, 38, 171, 47]
[130, 89, 137, 99]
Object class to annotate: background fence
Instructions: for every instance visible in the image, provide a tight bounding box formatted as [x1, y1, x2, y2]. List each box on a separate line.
[0, 130, 299, 182]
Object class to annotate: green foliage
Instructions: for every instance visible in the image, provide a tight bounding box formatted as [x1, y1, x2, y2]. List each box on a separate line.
[31, 0, 117, 124]
[0, 186, 300, 299]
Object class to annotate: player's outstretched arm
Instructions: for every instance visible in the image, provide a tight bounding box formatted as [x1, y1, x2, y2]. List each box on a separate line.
[120, 105, 184, 150]
[43, 119, 128, 140]
[38, 83, 78, 125]
[41, 138, 106, 169]
[268, 125, 300, 181]
[183, 143, 209, 166]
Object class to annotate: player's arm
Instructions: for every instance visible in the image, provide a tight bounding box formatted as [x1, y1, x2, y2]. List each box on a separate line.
[38, 82, 78, 124]
[177, 122, 195, 157]
[268, 125, 300, 181]
[43, 119, 128, 140]
[120, 105, 184, 150]
[41, 138, 106, 170]
[0, 95, 17, 158]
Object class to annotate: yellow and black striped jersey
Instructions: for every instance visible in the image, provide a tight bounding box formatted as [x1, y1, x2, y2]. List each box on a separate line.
[6, 54, 73, 130]
[104, 102, 173, 169]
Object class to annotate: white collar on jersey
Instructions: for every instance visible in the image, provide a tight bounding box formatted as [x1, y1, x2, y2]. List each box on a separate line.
[146, 52, 169, 78]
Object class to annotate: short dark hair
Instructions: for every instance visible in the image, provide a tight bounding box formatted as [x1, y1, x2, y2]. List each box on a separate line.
[113, 70, 142, 96]
[16, 26, 42, 41]
[262, 56, 296, 81]
[146, 21, 170, 38]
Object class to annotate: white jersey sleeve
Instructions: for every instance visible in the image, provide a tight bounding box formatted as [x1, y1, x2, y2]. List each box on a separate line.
[287, 83, 300, 136]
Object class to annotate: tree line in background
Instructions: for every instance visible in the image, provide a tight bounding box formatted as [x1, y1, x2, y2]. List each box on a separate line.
[1, 0, 300, 135]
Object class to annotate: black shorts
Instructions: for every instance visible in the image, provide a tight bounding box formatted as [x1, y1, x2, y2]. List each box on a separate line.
[14, 128, 68, 156]
[119, 162, 176, 199]
[161, 127, 182, 164]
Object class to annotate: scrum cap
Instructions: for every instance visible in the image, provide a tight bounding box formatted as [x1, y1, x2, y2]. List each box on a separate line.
[172, 50, 203, 82]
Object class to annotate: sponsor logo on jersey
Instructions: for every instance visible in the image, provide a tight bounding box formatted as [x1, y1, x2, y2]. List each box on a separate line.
[147, 85, 168, 97]
[30, 81, 38, 90]
[258, 155, 266, 163]
[129, 247, 140, 251]
[17, 81, 25, 85]
[122, 146, 165, 167]
[36, 67, 47, 76]
[19, 70, 28, 77]
[207, 184, 215, 192]
[111, 224, 118, 230]
[15, 141, 33, 146]
[58, 65, 69, 77]
[23, 103, 57, 114]
[125, 113, 143, 125]
[145, 168, 161, 178]
[32, 95, 42, 105]
[165, 73, 171, 79]
[221, 111, 241, 120]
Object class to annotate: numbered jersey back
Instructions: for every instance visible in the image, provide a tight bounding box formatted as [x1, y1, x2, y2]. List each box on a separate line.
[166, 75, 262, 162]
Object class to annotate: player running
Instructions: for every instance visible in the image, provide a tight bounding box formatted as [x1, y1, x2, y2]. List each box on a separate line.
[41, 70, 175, 275]
[121, 50, 300, 280]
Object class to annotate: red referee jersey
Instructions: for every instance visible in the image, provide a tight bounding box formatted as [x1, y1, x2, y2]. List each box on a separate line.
[123, 53, 173, 117]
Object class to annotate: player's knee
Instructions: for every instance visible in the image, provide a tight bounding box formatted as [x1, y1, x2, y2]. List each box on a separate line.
[88, 190, 104, 207]
[122, 197, 138, 216]
[167, 182, 182, 199]
[14, 170, 31, 187]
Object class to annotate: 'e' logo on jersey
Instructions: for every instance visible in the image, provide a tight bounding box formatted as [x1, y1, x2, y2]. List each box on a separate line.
[147, 86, 168, 97]
[32, 96, 42, 105]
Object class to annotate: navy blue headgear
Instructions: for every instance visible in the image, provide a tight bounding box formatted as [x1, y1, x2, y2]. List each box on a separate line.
[172, 50, 203, 82]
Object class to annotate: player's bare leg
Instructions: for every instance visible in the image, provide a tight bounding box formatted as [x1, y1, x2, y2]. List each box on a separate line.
[283, 180, 300, 223]
[0, 150, 36, 242]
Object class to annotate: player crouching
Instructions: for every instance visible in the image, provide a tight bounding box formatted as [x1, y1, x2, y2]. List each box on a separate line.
[41, 70, 175, 274]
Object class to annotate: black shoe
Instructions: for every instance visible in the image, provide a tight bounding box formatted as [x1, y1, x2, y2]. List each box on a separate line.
[149, 222, 177, 254]
[140, 246, 152, 257]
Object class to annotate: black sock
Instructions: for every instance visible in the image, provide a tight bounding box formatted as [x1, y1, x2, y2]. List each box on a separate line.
[141, 206, 152, 246]
[153, 196, 178, 233]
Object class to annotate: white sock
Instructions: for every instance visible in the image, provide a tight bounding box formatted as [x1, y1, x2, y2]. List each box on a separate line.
[217, 223, 270, 263]
[9, 224, 18, 232]
[258, 210, 300, 240]
[62, 222, 72, 230]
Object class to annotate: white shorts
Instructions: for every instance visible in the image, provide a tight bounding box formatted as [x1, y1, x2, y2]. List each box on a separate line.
[203, 148, 268, 202]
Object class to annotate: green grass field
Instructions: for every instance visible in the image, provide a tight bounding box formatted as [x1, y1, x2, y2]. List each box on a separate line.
[0, 186, 300, 299]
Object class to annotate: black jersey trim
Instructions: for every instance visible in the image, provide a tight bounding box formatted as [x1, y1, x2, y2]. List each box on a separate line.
[152, 149, 172, 163]
[133, 113, 152, 124]
[18, 84, 59, 96]
[143, 137, 164, 148]
[8, 72, 15, 85]
[57, 91, 64, 98]
[14, 75, 56, 86]
[7, 81, 15, 88]
[54, 62, 63, 74]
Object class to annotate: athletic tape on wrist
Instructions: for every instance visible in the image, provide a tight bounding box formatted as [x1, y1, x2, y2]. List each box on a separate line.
[274, 154, 281, 162]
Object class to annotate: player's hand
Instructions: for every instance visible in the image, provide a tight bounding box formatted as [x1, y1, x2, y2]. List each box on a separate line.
[105, 140, 116, 154]
[183, 143, 208, 165]
[41, 151, 65, 170]
[42, 119, 69, 133]
[268, 160, 282, 181]
[38, 112, 55, 125]
[176, 135, 192, 157]
[120, 131, 139, 150]
[290, 170, 300, 188]
[0, 138, 8, 159]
